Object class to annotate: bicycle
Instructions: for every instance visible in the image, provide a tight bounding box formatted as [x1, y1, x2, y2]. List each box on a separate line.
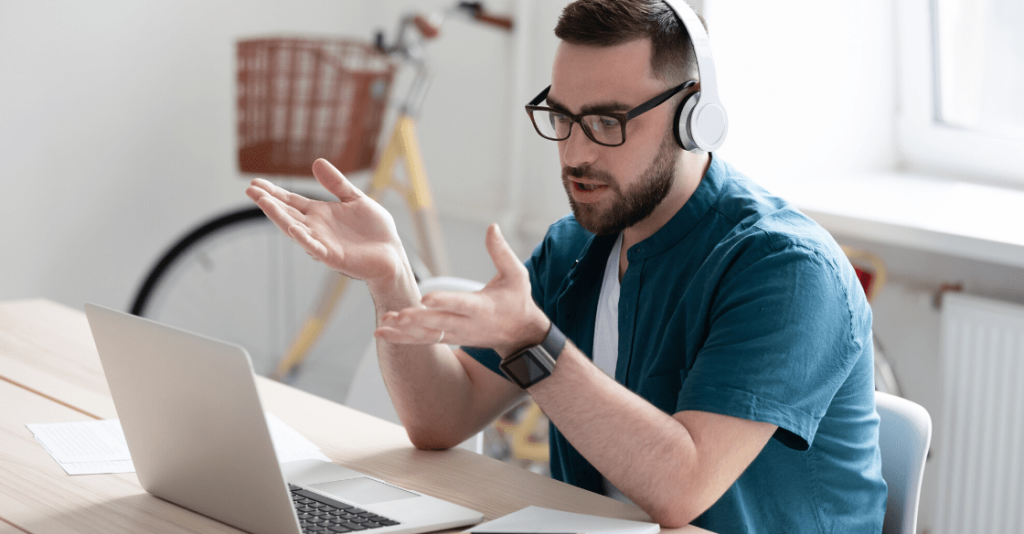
[843, 245, 902, 397]
[129, 3, 513, 401]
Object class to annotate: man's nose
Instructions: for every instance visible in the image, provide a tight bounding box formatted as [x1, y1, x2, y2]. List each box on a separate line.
[559, 122, 600, 169]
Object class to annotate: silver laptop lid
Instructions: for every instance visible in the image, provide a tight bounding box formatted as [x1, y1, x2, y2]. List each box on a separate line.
[85, 303, 301, 534]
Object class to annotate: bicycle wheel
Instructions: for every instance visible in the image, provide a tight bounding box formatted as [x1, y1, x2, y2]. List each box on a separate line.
[130, 206, 379, 403]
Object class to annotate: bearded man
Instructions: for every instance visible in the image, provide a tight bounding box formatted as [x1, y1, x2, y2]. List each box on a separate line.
[247, 1, 887, 531]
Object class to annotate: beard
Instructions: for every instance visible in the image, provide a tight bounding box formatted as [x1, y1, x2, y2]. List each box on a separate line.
[561, 133, 678, 236]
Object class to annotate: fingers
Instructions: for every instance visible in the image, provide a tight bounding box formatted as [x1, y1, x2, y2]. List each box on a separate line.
[254, 193, 306, 238]
[247, 179, 310, 233]
[420, 291, 478, 316]
[248, 177, 311, 214]
[312, 159, 362, 202]
[374, 325, 447, 346]
[253, 191, 307, 225]
[484, 224, 525, 279]
[250, 190, 325, 263]
[381, 308, 459, 331]
[249, 161, 358, 206]
[376, 309, 456, 345]
[288, 224, 329, 262]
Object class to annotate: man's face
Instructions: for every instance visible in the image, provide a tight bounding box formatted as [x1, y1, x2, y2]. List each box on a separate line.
[548, 39, 682, 236]
[561, 132, 677, 235]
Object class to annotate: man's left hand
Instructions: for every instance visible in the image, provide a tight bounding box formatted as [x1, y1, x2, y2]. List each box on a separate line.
[375, 224, 550, 357]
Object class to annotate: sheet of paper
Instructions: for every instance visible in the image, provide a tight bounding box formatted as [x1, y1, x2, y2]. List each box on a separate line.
[470, 506, 659, 534]
[265, 412, 332, 464]
[28, 412, 329, 476]
[26, 419, 130, 463]
[60, 460, 136, 475]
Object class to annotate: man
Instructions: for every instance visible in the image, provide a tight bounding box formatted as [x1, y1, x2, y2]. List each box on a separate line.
[247, 0, 887, 531]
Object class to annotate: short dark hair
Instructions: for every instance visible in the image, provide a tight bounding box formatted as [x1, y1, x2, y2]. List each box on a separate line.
[554, 0, 705, 84]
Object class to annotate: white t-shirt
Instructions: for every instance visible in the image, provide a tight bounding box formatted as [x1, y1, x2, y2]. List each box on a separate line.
[593, 233, 622, 378]
[592, 233, 634, 504]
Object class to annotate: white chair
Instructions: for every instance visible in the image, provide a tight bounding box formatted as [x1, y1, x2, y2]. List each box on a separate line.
[344, 276, 486, 453]
[875, 391, 932, 534]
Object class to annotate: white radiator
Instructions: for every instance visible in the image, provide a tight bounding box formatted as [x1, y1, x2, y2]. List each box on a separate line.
[933, 292, 1024, 534]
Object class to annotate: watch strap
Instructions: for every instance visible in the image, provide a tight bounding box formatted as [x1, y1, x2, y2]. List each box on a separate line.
[538, 321, 566, 362]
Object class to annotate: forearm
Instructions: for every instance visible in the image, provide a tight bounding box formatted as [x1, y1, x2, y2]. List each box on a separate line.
[527, 346, 704, 527]
[377, 344, 480, 448]
[367, 269, 508, 449]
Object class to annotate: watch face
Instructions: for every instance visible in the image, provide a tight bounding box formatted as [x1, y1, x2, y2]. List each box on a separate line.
[501, 351, 552, 389]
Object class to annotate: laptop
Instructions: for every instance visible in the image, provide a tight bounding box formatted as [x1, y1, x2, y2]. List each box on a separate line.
[84, 303, 483, 534]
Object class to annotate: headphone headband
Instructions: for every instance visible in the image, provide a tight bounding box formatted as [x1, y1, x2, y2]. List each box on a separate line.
[661, 0, 728, 152]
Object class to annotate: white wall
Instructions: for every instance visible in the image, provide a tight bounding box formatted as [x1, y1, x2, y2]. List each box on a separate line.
[708, 0, 898, 178]
[0, 1, 352, 308]
[0, 0, 521, 309]
[1, 0, 901, 310]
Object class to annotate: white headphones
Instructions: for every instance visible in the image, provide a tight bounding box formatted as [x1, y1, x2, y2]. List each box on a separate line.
[662, 0, 728, 152]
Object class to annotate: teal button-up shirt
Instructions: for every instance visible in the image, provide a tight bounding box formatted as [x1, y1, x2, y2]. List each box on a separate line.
[464, 155, 886, 533]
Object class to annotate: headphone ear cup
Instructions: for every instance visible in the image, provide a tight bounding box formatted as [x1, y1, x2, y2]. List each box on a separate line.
[674, 91, 700, 151]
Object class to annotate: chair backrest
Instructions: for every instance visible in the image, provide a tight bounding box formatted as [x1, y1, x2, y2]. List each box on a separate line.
[875, 391, 932, 534]
[344, 276, 486, 453]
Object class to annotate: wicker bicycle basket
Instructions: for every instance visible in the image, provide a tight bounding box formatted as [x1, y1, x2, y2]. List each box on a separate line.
[236, 38, 395, 177]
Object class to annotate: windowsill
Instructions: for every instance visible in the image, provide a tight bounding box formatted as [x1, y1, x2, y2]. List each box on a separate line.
[759, 171, 1024, 270]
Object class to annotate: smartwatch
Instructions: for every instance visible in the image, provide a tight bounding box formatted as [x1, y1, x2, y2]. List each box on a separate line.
[499, 322, 567, 389]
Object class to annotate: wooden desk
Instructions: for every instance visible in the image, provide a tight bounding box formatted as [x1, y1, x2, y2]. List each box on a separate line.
[0, 299, 709, 533]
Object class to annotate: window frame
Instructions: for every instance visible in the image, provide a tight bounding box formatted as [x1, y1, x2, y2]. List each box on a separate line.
[895, 0, 1024, 186]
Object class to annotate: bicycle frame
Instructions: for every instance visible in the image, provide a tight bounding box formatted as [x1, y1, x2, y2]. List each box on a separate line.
[369, 114, 450, 276]
[270, 2, 510, 382]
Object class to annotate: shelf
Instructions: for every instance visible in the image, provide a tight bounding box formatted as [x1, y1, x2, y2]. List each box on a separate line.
[759, 171, 1024, 270]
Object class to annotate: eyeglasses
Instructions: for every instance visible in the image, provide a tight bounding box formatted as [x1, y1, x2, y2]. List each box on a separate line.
[524, 81, 695, 147]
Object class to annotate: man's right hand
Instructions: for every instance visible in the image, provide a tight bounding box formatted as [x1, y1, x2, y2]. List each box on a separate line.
[245, 158, 410, 289]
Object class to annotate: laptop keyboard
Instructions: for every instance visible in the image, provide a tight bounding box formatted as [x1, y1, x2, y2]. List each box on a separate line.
[290, 484, 401, 533]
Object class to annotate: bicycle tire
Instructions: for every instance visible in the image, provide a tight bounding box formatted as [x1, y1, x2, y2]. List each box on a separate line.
[129, 206, 380, 403]
[131, 207, 265, 317]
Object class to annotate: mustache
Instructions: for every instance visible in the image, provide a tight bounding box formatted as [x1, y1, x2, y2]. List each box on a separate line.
[562, 165, 613, 184]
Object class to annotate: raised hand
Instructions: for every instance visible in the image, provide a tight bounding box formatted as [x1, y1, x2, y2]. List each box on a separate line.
[245, 158, 410, 286]
[376, 224, 550, 355]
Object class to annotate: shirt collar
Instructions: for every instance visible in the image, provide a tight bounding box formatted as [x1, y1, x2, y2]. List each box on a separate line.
[625, 152, 727, 261]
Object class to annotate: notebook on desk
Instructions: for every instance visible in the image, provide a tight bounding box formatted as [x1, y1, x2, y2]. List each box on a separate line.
[84, 303, 483, 534]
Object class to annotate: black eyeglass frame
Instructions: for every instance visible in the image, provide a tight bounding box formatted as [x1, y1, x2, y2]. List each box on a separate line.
[524, 80, 696, 147]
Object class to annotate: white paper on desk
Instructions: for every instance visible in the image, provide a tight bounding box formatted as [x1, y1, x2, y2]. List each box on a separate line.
[26, 419, 130, 463]
[470, 506, 659, 534]
[27, 412, 329, 476]
[60, 459, 136, 475]
[264, 412, 332, 463]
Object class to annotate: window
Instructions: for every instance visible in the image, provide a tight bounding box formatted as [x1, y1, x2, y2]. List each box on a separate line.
[934, 0, 1024, 140]
[896, 0, 1024, 185]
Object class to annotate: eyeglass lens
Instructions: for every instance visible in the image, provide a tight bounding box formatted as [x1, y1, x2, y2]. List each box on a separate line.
[533, 110, 623, 146]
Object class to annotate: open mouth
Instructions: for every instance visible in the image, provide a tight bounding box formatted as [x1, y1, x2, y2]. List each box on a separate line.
[574, 182, 606, 191]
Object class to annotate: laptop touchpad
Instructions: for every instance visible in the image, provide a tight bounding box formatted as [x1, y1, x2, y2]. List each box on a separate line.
[311, 477, 418, 505]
